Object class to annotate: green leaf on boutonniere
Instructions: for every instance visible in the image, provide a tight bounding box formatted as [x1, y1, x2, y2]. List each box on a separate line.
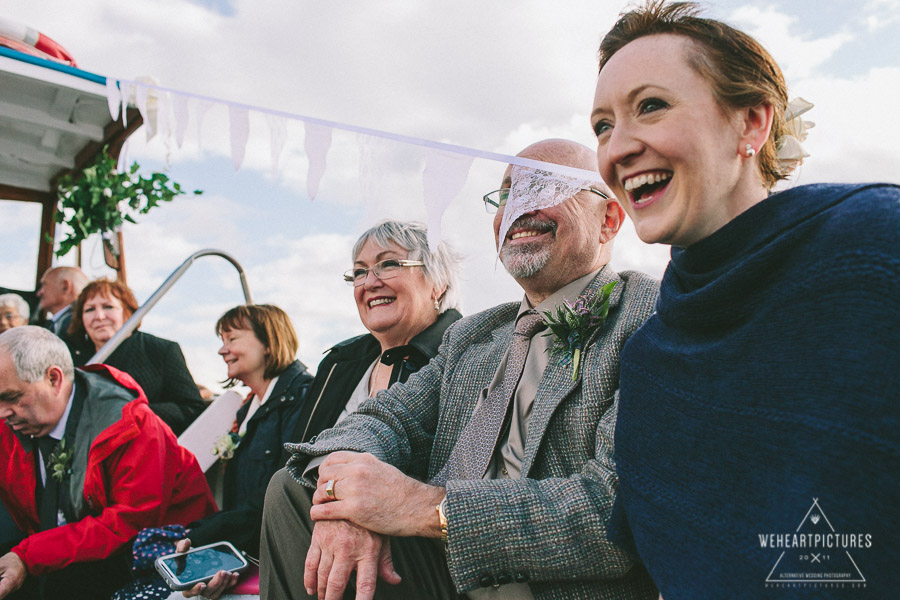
[541, 281, 616, 381]
[48, 438, 75, 483]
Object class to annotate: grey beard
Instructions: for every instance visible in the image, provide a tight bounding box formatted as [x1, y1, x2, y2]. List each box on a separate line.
[500, 242, 551, 278]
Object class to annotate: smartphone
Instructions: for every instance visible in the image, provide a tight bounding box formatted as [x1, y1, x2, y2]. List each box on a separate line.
[155, 541, 250, 591]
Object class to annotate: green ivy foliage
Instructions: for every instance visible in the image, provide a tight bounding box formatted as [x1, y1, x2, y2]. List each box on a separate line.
[53, 146, 202, 257]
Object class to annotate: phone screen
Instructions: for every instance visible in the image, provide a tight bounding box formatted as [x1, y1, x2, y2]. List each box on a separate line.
[160, 545, 245, 584]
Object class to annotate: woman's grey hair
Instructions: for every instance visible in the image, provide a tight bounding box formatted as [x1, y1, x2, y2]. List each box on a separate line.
[0, 326, 74, 382]
[0, 294, 30, 320]
[351, 220, 463, 312]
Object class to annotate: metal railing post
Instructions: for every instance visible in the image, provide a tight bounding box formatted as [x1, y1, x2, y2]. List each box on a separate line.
[87, 249, 253, 365]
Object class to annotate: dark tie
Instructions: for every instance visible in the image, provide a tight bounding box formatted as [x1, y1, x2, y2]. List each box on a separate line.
[36, 436, 60, 530]
[431, 311, 545, 486]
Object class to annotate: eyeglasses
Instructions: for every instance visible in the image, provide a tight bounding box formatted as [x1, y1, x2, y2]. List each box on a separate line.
[482, 186, 609, 214]
[0, 312, 23, 323]
[343, 259, 426, 287]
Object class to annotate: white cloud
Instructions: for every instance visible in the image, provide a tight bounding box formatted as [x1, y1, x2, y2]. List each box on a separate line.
[729, 5, 854, 79]
[5, 0, 899, 397]
[863, 0, 900, 31]
[788, 66, 900, 185]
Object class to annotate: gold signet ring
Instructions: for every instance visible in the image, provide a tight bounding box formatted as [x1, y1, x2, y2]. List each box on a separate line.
[325, 479, 336, 500]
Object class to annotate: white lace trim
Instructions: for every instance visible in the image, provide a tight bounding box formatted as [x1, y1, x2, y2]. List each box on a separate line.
[496, 166, 598, 260]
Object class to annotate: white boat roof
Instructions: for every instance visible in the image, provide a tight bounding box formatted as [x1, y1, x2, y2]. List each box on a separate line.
[0, 47, 120, 193]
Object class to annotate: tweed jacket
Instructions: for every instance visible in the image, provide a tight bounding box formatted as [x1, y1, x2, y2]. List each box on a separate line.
[286, 267, 659, 600]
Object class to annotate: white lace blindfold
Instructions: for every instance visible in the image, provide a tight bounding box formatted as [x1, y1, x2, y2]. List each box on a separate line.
[496, 166, 603, 261]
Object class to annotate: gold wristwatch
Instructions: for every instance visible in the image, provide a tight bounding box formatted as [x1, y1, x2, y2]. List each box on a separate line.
[435, 496, 448, 544]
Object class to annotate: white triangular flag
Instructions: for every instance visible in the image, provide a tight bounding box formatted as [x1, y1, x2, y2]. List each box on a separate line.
[229, 106, 250, 171]
[422, 149, 473, 250]
[266, 114, 288, 178]
[134, 84, 149, 137]
[173, 93, 189, 149]
[119, 82, 134, 128]
[304, 122, 333, 200]
[105, 78, 120, 121]
[195, 99, 214, 150]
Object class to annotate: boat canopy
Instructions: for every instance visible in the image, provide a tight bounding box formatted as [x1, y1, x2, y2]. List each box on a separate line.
[0, 45, 141, 288]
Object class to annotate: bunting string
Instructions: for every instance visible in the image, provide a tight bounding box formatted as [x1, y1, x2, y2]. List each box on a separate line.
[107, 77, 603, 182]
[106, 76, 605, 249]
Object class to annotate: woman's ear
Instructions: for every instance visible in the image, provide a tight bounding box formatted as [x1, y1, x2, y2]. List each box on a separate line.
[739, 102, 774, 156]
[433, 285, 448, 305]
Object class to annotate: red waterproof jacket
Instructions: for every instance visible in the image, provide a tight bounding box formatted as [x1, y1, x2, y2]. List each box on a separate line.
[0, 365, 216, 575]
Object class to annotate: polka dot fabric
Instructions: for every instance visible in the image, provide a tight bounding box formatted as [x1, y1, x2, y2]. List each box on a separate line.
[109, 525, 188, 600]
[132, 524, 188, 572]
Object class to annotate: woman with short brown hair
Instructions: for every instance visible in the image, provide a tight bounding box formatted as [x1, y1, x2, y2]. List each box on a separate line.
[593, 1, 898, 596]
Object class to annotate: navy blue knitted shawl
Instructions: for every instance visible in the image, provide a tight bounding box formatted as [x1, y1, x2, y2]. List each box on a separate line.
[611, 183, 900, 598]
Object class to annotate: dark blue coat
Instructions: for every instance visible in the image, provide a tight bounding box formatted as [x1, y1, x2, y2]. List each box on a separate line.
[187, 359, 313, 555]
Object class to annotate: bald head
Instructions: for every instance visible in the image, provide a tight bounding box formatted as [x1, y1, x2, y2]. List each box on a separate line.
[38, 267, 88, 314]
[517, 138, 599, 173]
[493, 138, 624, 304]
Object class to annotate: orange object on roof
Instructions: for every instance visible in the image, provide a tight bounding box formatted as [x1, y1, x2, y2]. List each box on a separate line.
[0, 18, 77, 66]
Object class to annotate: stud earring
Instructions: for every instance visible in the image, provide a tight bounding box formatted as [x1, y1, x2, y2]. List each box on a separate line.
[744, 144, 756, 158]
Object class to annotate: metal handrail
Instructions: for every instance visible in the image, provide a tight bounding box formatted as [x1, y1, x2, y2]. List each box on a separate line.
[87, 249, 253, 365]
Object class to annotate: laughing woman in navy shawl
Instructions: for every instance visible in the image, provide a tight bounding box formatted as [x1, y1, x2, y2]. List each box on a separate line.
[591, 2, 899, 597]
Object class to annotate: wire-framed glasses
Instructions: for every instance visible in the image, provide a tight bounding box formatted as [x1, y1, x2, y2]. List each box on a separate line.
[343, 259, 426, 287]
[482, 186, 609, 214]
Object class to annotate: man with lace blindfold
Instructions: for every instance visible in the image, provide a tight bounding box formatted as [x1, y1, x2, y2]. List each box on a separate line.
[261, 139, 660, 600]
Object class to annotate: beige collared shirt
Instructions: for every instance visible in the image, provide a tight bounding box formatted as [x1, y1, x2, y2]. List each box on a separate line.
[468, 268, 601, 600]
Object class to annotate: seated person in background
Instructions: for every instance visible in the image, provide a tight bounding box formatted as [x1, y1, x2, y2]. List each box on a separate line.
[0, 326, 215, 600]
[289, 219, 463, 450]
[66, 278, 206, 435]
[168, 304, 315, 599]
[260, 140, 659, 599]
[0, 295, 29, 334]
[36, 267, 87, 339]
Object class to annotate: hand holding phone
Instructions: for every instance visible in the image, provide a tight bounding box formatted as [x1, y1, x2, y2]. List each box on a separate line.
[155, 541, 249, 591]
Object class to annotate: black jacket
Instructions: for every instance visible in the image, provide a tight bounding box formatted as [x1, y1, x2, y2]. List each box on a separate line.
[188, 360, 314, 555]
[69, 330, 206, 436]
[288, 309, 462, 451]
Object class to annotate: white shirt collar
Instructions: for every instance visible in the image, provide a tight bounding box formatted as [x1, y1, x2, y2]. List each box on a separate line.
[47, 382, 76, 441]
[35, 382, 75, 485]
[258, 375, 279, 407]
[50, 304, 72, 322]
[237, 376, 280, 437]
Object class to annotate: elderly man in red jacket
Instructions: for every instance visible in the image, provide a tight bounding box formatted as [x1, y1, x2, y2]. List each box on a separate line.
[0, 326, 216, 600]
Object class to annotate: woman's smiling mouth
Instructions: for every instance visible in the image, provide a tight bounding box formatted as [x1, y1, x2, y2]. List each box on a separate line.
[623, 171, 672, 205]
[368, 297, 395, 308]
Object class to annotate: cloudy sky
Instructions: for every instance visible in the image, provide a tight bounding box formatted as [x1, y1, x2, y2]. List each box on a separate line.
[4, 0, 899, 391]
